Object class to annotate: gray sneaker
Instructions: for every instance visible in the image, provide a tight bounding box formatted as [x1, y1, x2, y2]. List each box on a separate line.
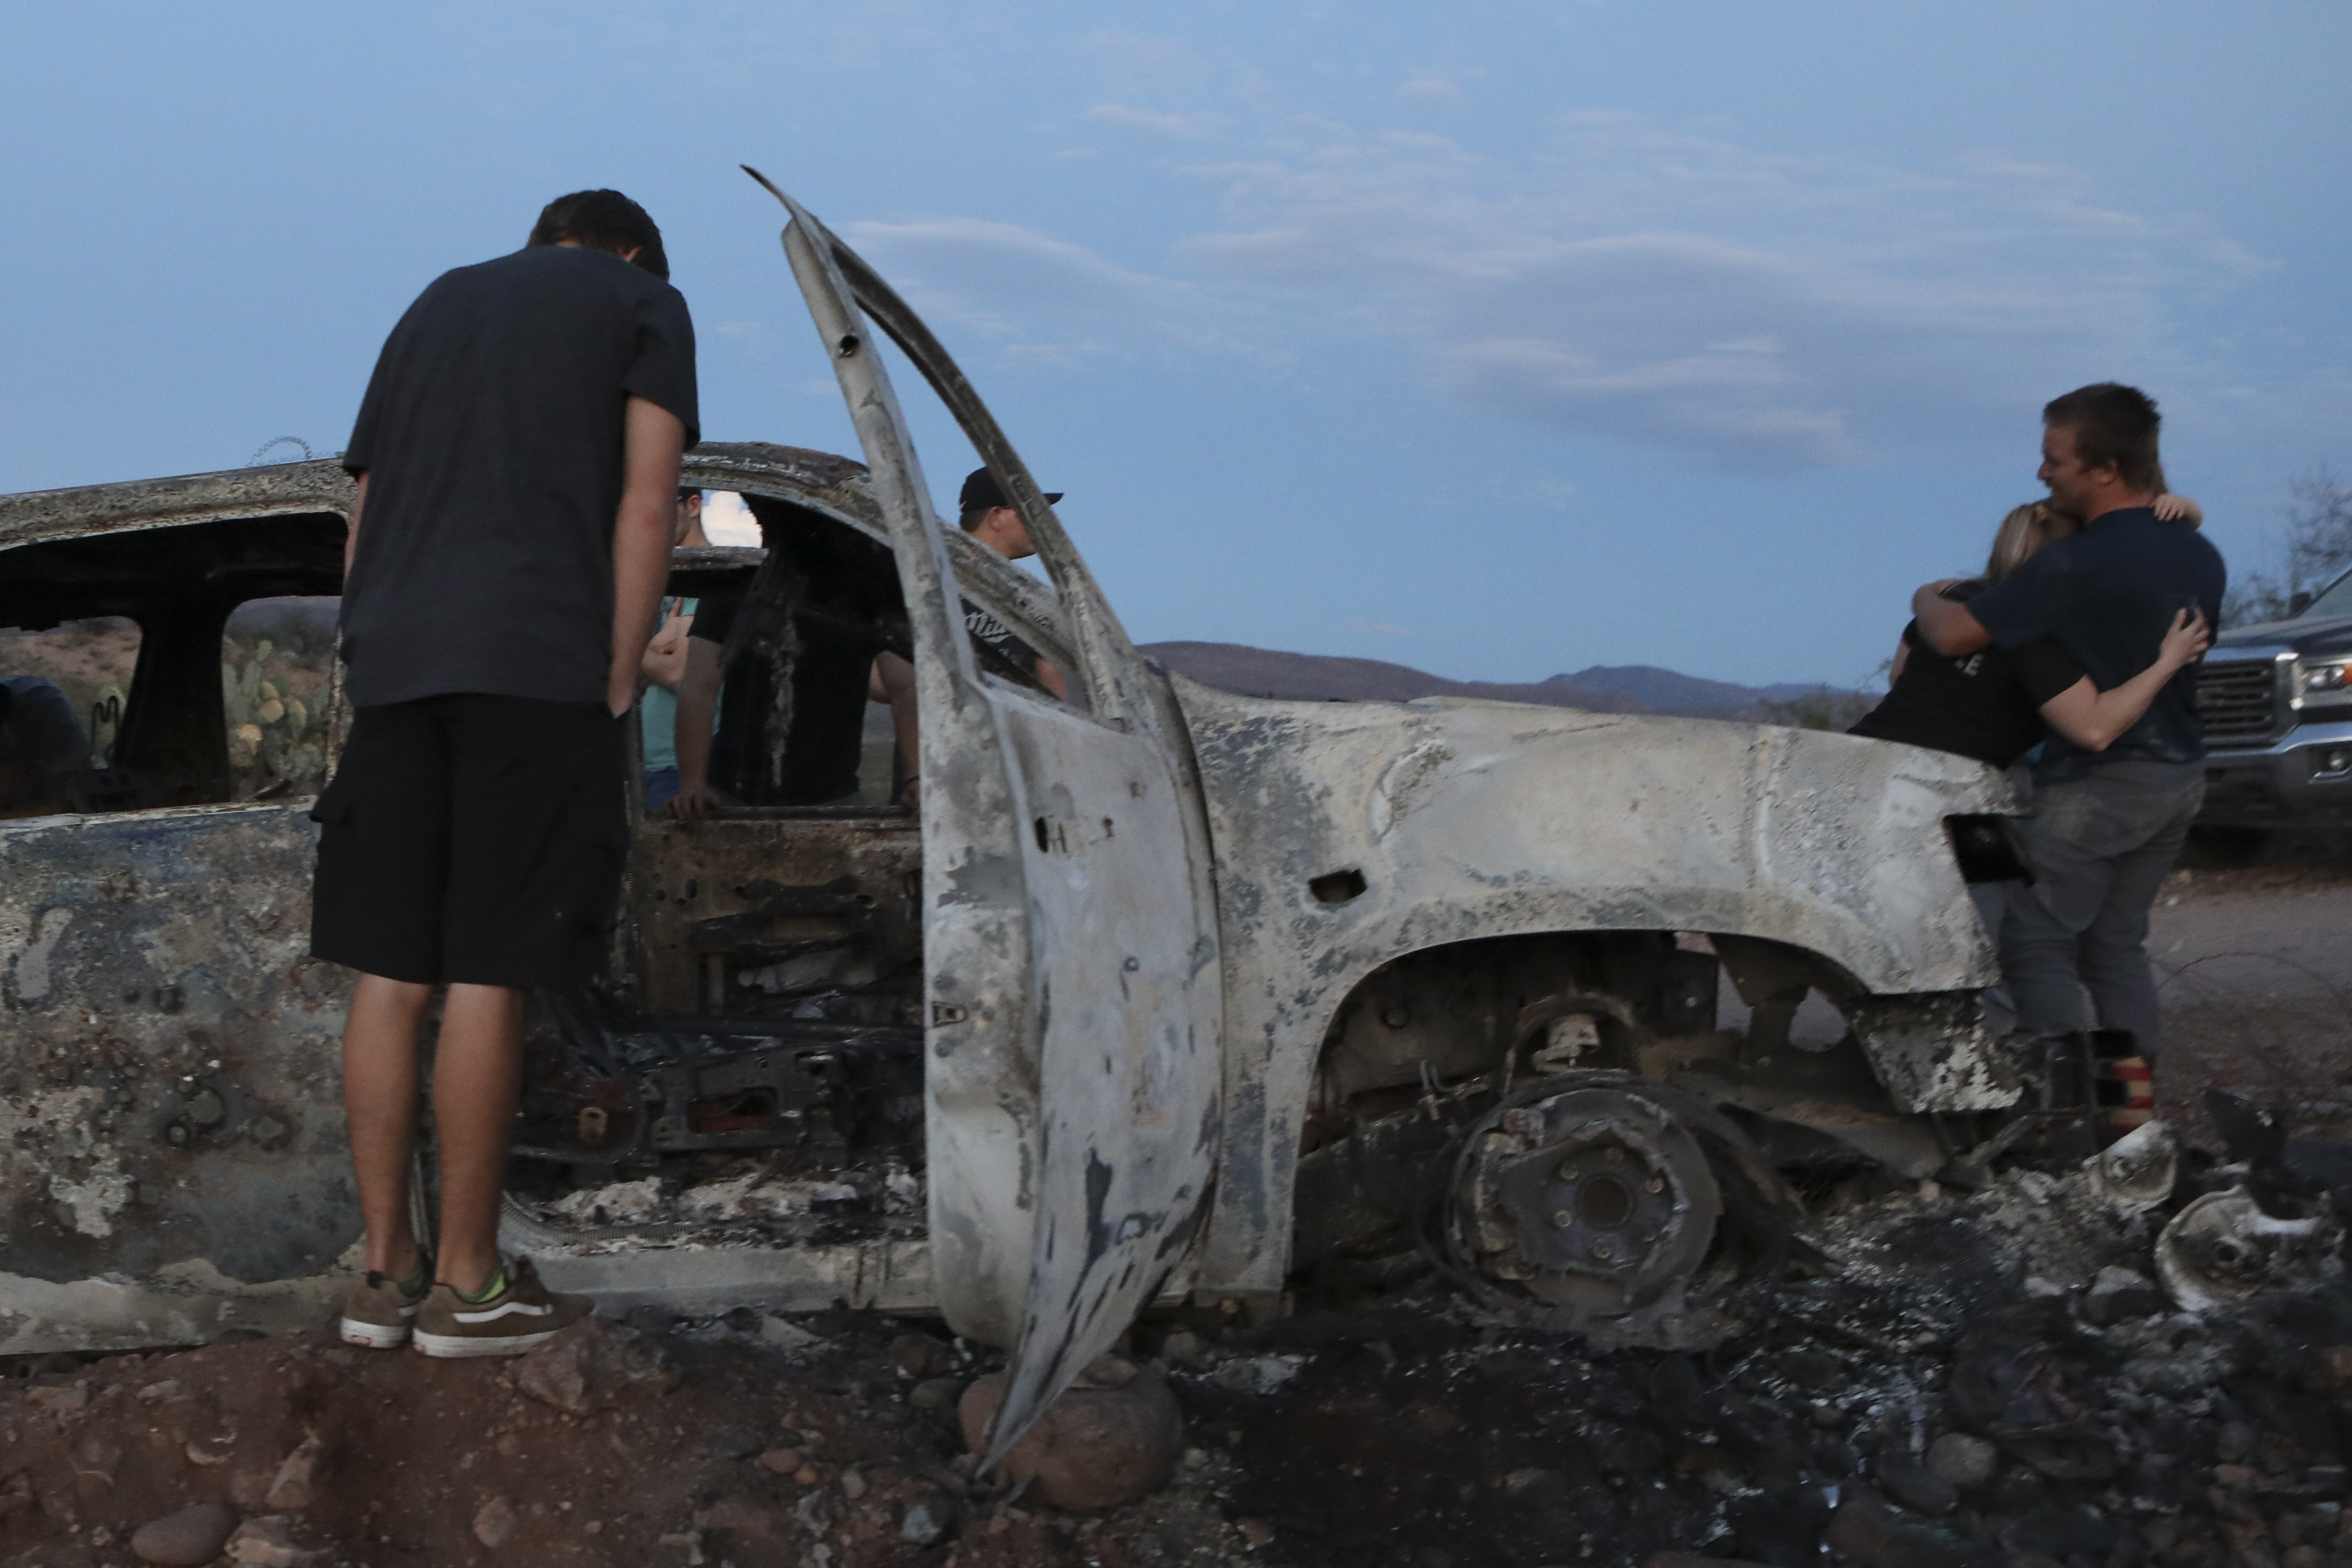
[338, 1267, 430, 1349]
[409, 1258, 592, 1359]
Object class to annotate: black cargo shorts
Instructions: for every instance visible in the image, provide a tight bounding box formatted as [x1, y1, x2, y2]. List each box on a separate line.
[308, 694, 627, 988]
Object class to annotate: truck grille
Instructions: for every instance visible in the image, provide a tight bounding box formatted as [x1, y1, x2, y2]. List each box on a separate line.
[2195, 661, 2280, 747]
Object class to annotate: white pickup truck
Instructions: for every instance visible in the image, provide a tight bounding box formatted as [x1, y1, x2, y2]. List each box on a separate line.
[0, 186, 2032, 1451]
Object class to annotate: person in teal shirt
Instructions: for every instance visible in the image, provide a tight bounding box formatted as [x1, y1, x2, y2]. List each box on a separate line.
[639, 488, 709, 810]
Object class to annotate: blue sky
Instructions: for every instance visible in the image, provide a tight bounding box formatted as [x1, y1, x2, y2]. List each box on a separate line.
[4, 1, 2346, 687]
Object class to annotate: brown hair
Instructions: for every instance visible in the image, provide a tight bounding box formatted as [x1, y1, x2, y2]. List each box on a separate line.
[1985, 501, 2080, 582]
[2043, 382, 2162, 491]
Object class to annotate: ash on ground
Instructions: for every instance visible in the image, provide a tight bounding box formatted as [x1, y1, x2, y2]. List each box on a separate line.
[6, 1131, 2351, 1568]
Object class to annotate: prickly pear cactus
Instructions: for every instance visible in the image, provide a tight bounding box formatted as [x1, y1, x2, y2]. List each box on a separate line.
[221, 637, 324, 792]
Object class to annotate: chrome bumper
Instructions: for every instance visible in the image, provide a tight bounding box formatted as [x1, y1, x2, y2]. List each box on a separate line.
[2198, 717, 2352, 825]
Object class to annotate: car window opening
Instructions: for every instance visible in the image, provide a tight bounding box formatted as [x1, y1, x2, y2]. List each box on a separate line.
[512, 486, 935, 1251]
[0, 512, 345, 815]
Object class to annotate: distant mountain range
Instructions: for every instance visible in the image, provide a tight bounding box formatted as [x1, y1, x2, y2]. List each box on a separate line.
[1139, 642, 1854, 722]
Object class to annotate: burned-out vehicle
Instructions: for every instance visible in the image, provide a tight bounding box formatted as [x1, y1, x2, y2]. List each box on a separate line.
[3, 186, 2049, 1448]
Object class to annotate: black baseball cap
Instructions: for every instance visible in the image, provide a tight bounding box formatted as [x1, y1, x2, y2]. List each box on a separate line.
[958, 467, 1062, 515]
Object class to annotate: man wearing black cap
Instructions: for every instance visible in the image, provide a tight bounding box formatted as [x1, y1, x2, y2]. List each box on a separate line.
[954, 466, 1067, 701]
[876, 467, 1068, 811]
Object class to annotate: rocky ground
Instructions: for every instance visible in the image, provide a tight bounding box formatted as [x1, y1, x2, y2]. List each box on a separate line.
[5, 851, 2350, 1568]
[6, 1154, 2348, 1568]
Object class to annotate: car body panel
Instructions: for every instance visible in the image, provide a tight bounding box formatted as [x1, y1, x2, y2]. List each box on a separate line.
[762, 186, 1222, 1457]
[0, 463, 357, 556]
[1171, 682, 2012, 1293]
[1, 802, 355, 1354]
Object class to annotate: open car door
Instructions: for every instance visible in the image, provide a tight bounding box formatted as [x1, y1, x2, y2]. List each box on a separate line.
[749, 174, 1223, 1460]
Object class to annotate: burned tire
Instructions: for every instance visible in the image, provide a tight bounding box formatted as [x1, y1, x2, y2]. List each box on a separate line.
[1443, 1071, 1800, 1347]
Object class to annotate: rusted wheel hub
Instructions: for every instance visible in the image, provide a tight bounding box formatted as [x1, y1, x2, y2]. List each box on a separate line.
[1448, 1080, 1724, 1318]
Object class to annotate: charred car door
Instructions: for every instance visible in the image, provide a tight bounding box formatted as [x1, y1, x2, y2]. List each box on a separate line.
[755, 177, 1223, 1457]
[0, 469, 357, 1353]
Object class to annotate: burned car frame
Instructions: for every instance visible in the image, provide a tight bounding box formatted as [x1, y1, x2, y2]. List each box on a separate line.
[3, 181, 2052, 1453]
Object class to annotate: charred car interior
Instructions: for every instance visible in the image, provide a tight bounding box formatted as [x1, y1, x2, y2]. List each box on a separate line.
[509, 456, 938, 1269]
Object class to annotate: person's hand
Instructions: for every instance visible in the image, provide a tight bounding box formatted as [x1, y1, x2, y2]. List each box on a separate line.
[894, 777, 920, 814]
[639, 609, 691, 691]
[2160, 607, 2211, 670]
[2153, 492, 2204, 525]
[1925, 577, 1969, 600]
[664, 785, 713, 821]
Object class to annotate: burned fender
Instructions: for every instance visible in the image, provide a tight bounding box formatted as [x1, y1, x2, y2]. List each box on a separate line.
[1176, 684, 2016, 1295]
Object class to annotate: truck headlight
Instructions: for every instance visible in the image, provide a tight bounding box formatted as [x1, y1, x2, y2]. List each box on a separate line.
[2299, 661, 2352, 695]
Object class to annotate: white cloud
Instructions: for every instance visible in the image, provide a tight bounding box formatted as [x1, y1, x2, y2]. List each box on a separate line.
[1399, 73, 1463, 101]
[818, 111, 2270, 473]
[1175, 114, 2201, 470]
[1086, 102, 1204, 138]
[842, 215, 1258, 365]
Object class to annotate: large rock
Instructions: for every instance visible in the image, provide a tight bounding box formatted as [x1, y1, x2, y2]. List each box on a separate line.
[25, 1383, 90, 1418]
[130, 1502, 239, 1566]
[513, 1316, 678, 1417]
[1924, 1433, 1999, 1492]
[889, 1333, 956, 1380]
[223, 1515, 319, 1567]
[2082, 1266, 2167, 1326]
[264, 1433, 325, 1511]
[901, 1493, 960, 1546]
[959, 1357, 1183, 1512]
[473, 1496, 517, 1547]
[1822, 1487, 1975, 1568]
[1873, 1454, 1958, 1517]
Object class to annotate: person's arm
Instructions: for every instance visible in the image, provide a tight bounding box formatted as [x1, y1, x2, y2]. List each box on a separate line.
[1912, 579, 1992, 657]
[343, 473, 368, 578]
[871, 652, 921, 808]
[1035, 656, 1069, 702]
[2037, 608, 2211, 752]
[639, 601, 691, 693]
[608, 396, 687, 718]
[665, 636, 725, 819]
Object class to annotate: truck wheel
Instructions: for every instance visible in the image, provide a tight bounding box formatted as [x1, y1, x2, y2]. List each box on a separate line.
[1443, 1071, 1798, 1346]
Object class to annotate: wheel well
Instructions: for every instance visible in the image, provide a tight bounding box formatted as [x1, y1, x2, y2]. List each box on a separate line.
[1308, 931, 1718, 1134]
[1304, 929, 1933, 1175]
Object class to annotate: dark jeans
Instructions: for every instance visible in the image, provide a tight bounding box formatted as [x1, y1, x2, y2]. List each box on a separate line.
[1999, 759, 2203, 1060]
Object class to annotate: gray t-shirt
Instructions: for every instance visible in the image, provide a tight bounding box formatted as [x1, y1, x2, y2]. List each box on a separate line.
[341, 244, 699, 708]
